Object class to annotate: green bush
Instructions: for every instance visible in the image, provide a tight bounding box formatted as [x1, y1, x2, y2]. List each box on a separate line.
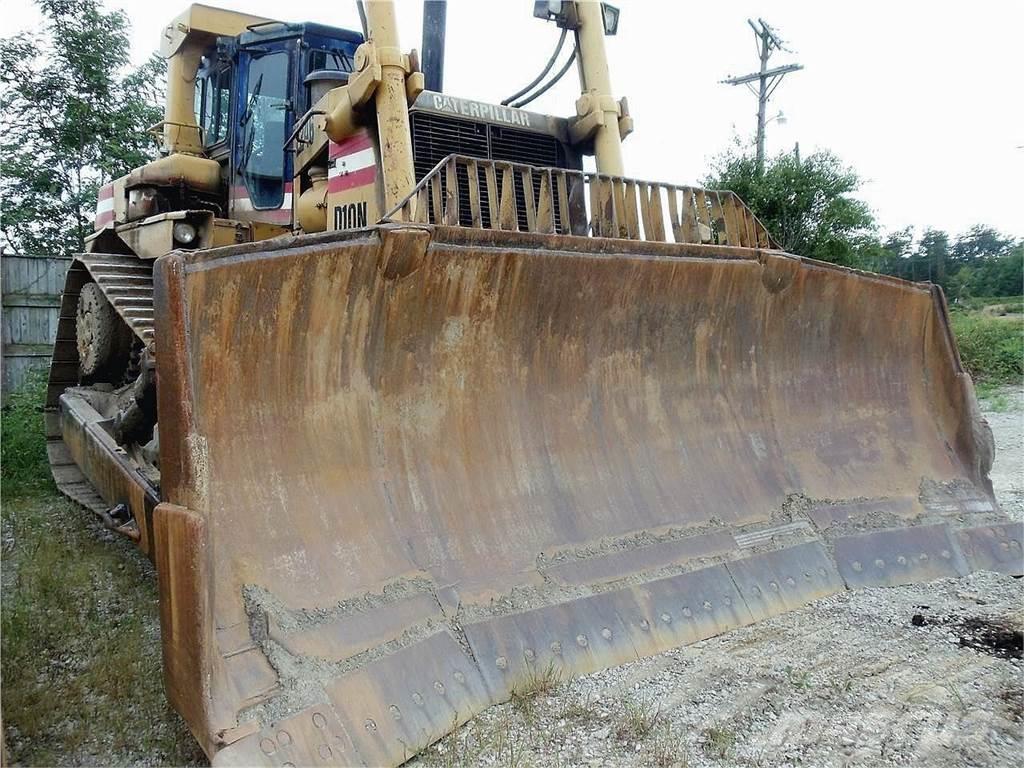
[951, 313, 1024, 384]
[1, 369, 55, 498]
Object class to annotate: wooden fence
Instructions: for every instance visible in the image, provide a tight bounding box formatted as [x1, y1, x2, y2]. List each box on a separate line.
[2, 255, 70, 405]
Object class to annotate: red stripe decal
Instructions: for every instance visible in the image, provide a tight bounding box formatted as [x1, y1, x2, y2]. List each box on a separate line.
[98, 185, 114, 200]
[327, 165, 378, 193]
[95, 211, 114, 229]
[259, 209, 292, 224]
[329, 133, 373, 159]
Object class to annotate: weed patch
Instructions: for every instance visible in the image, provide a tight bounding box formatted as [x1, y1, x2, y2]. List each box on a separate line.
[701, 725, 736, 760]
[615, 696, 662, 742]
[428, 708, 534, 768]
[785, 665, 812, 690]
[648, 720, 688, 767]
[0, 496, 204, 765]
[951, 313, 1023, 384]
[1, 371, 54, 498]
[511, 661, 561, 718]
[558, 693, 599, 725]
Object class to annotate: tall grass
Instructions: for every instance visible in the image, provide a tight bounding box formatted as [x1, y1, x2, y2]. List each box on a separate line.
[951, 313, 1024, 384]
[0, 495, 204, 765]
[1, 369, 54, 498]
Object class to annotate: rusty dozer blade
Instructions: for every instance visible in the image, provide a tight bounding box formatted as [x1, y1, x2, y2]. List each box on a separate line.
[152, 225, 1021, 766]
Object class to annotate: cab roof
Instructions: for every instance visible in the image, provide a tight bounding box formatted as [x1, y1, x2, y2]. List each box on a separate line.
[237, 20, 363, 47]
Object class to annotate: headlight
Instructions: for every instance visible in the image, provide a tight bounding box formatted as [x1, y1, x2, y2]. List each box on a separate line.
[172, 221, 197, 245]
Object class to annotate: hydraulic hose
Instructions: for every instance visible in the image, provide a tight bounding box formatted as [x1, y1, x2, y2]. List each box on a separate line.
[501, 28, 567, 106]
[512, 46, 577, 108]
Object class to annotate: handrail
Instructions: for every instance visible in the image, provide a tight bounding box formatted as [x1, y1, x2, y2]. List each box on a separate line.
[381, 154, 779, 249]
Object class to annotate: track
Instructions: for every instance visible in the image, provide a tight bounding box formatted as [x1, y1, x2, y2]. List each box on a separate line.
[45, 253, 156, 517]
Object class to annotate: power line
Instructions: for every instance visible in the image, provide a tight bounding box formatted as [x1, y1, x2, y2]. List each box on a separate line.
[720, 19, 803, 172]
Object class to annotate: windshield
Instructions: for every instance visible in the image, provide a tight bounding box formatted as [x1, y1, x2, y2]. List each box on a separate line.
[241, 51, 289, 208]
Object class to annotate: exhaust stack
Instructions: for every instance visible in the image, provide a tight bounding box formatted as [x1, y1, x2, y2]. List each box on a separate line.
[421, 0, 447, 92]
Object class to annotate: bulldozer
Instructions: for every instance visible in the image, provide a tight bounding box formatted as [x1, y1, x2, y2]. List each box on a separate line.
[46, 1, 1021, 765]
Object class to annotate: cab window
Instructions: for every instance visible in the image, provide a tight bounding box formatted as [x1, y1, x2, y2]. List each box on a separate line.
[193, 76, 204, 126]
[309, 48, 354, 74]
[195, 56, 232, 148]
[203, 68, 231, 146]
[240, 51, 289, 209]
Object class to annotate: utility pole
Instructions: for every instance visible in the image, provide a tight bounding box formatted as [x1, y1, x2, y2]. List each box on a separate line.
[721, 19, 802, 172]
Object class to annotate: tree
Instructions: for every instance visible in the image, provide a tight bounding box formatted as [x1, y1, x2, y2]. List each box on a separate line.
[703, 143, 876, 267]
[945, 226, 1022, 299]
[703, 143, 1022, 298]
[952, 225, 1017, 263]
[880, 226, 1021, 300]
[0, 0, 165, 257]
[878, 227, 914, 280]
[964, 245, 1023, 298]
[916, 228, 950, 287]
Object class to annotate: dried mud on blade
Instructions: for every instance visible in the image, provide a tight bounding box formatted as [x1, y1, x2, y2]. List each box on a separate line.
[151, 225, 1022, 766]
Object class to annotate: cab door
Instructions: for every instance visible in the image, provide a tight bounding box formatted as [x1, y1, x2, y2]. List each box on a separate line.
[231, 41, 295, 225]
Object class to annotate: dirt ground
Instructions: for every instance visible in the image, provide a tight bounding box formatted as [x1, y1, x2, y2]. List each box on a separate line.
[2, 387, 1022, 767]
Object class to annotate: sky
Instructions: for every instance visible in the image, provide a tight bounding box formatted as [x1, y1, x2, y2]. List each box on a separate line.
[5, 0, 1023, 239]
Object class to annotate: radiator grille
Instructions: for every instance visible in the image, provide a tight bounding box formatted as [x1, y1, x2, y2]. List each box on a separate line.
[410, 111, 571, 230]
[411, 114, 489, 181]
[489, 126, 562, 167]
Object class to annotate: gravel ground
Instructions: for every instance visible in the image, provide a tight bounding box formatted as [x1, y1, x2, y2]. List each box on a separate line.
[411, 386, 1024, 768]
[985, 386, 1024, 522]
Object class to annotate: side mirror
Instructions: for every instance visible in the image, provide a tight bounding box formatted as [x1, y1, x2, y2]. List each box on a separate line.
[600, 3, 620, 36]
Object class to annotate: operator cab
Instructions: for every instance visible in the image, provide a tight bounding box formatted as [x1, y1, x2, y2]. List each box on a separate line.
[189, 16, 581, 234]
[192, 21, 362, 224]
